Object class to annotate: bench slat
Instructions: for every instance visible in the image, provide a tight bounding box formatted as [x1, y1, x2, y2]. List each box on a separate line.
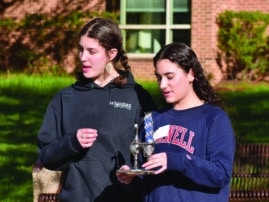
[230, 143, 269, 201]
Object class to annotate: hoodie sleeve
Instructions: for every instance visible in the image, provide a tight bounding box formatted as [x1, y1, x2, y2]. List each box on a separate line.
[37, 92, 85, 170]
[166, 111, 235, 189]
[135, 84, 157, 112]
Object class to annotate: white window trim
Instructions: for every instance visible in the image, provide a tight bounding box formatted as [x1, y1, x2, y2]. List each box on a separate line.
[120, 0, 191, 58]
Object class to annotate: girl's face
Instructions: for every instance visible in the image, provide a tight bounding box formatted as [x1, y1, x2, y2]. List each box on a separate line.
[155, 59, 195, 109]
[78, 35, 110, 79]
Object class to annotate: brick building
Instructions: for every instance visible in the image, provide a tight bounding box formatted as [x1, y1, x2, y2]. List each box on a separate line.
[3, 0, 269, 83]
[121, 0, 269, 84]
[190, 0, 269, 84]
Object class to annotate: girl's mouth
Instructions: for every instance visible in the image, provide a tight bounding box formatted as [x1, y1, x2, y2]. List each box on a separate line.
[162, 91, 170, 97]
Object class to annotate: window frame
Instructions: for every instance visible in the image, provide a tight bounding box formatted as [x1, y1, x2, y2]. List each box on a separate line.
[119, 0, 191, 58]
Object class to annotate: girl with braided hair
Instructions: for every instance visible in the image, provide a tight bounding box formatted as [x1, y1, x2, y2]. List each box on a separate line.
[38, 18, 156, 202]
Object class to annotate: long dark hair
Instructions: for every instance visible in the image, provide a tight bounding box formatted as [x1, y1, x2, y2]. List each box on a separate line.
[76, 18, 130, 86]
[153, 42, 223, 107]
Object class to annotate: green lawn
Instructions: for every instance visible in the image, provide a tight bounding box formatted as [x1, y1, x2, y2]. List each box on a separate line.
[215, 81, 269, 143]
[0, 74, 74, 202]
[0, 74, 268, 201]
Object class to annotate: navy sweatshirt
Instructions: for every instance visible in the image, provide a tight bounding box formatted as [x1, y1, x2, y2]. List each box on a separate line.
[142, 104, 235, 202]
[37, 73, 156, 202]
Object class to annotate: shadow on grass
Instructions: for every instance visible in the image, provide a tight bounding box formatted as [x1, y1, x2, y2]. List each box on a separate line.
[0, 86, 61, 201]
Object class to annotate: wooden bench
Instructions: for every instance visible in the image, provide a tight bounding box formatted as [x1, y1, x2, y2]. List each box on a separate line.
[229, 143, 269, 201]
[32, 143, 269, 202]
[32, 161, 61, 202]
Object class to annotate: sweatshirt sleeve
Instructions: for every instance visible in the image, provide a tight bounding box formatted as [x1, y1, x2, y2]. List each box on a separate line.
[135, 84, 157, 112]
[166, 111, 235, 188]
[37, 92, 85, 170]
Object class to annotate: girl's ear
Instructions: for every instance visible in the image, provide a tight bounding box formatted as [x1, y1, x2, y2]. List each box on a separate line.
[188, 68, 195, 83]
[108, 48, 118, 61]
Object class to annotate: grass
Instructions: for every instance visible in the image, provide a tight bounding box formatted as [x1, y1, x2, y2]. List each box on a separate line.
[0, 74, 74, 202]
[0, 74, 268, 201]
[215, 81, 269, 143]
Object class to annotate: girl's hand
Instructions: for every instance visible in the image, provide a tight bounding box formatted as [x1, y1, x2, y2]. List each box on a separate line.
[142, 152, 167, 174]
[116, 165, 136, 184]
[76, 128, 98, 148]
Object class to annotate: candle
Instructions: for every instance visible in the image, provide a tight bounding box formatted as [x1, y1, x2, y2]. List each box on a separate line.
[144, 112, 154, 143]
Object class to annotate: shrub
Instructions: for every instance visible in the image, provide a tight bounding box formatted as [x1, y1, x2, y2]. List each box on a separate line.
[0, 11, 119, 74]
[216, 11, 269, 80]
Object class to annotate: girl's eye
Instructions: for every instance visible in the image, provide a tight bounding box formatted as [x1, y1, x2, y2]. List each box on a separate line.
[87, 49, 97, 55]
[167, 76, 174, 80]
[165, 72, 175, 80]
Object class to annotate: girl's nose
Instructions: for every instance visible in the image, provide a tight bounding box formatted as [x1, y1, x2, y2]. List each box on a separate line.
[79, 50, 87, 61]
[159, 78, 167, 90]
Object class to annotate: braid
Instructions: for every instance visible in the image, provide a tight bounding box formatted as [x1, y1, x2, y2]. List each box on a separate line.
[114, 49, 131, 87]
[120, 50, 131, 72]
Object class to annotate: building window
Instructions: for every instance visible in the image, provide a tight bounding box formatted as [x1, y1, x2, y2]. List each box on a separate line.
[119, 0, 191, 57]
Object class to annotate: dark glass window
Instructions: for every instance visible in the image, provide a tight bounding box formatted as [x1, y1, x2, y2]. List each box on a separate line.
[120, 0, 191, 54]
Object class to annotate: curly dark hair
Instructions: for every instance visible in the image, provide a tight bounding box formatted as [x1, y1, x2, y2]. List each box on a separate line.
[153, 42, 223, 107]
[75, 18, 130, 87]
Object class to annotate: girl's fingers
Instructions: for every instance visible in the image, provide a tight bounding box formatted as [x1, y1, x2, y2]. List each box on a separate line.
[77, 128, 98, 148]
[142, 152, 167, 174]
